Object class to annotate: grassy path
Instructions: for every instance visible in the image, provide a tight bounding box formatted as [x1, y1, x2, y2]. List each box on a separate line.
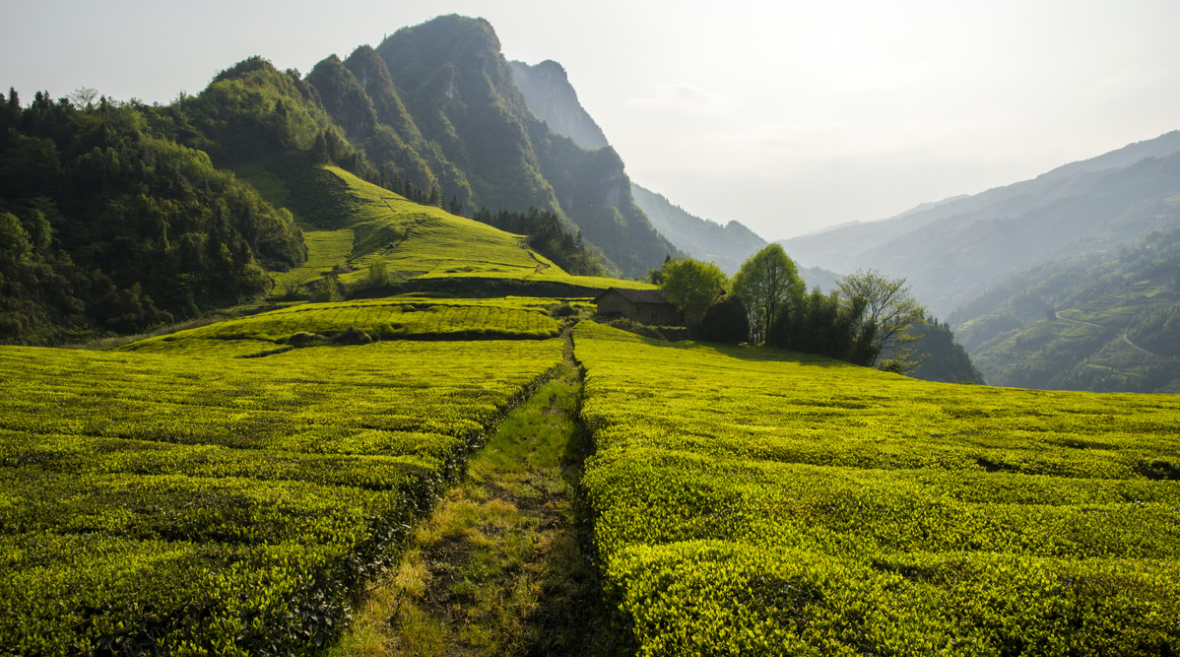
[327, 328, 607, 656]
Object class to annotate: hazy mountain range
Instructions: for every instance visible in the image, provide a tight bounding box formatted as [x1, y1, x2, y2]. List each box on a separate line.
[781, 130, 1180, 392]
[780, 131, 1180, 317]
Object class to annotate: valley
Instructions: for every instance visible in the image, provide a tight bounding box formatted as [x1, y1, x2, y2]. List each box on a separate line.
[3, 154, 1178, 653]
[1, 10, 1179, 657]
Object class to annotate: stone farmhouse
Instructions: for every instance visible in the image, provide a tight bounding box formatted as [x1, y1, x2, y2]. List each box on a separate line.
[594, 288, 683, 326]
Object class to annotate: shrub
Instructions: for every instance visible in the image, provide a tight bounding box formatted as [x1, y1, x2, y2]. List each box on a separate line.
[697, 295, 749, 343]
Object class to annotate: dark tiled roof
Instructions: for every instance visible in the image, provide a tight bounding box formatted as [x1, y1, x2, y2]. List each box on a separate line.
[594, 287, 672, 304]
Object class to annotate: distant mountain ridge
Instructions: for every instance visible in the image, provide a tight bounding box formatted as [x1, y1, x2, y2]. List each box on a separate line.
[508, 55, 773, 273]
[949, 215, 1180, 394]
[629, 183, 767, 273]
[780, 131, 1180, 317]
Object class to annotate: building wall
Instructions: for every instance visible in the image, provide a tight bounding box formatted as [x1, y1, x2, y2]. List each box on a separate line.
[634, 303, 682, 326]
[597, 292, 634, 318]
[597, 292, 683, 326]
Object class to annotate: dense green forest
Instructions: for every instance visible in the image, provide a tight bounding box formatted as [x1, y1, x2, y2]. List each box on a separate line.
[897, 319, 987, 384]
[0, 89, 305, 343]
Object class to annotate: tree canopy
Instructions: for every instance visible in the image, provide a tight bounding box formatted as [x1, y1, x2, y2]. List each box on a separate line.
[472, 206, 604, 277]
[0, 88, 305, 343]
[659, 258, 728, 318]
[837, 269, 927, 371]
[731, 244, 805, 344]
[698, 295, 749, 344]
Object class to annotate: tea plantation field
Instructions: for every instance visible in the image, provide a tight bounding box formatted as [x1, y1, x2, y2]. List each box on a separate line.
[272, 167, 656, 295]
[0, 338, 563, 655]
[574, 322, 1180, 655]
[124, 296, 577, 356]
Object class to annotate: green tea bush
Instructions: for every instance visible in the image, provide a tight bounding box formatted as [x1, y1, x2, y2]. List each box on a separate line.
[574, 322, 1180, 654]
[124, 297, 564, 350]
[0, 338, 563, 655]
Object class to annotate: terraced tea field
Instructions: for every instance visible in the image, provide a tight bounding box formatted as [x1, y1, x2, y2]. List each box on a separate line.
[574, 322, 1180, 655]
[0, 338, 563, 655]
[125, 296, 576, 355]
[269, 167, 656, 295]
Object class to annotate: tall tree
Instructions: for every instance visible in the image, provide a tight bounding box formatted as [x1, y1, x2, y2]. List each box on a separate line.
[837, 269, 927, 371]
[660, 258, 728, 321]
[731, 244, 806, 344]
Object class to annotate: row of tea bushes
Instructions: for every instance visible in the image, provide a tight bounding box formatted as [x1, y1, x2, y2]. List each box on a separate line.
[0, 338, 563, 656]
[574, 322, 1180, 655]
[124, 297, 566, 350]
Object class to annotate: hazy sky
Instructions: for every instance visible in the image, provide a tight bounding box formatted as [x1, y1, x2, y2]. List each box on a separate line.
[4, 0, 1179, 240]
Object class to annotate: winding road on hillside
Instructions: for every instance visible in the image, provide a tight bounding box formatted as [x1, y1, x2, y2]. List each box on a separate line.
[1055, 311, 1161, 359]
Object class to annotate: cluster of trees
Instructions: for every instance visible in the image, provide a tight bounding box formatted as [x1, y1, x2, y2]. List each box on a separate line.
[895, 317, 987, 384]
[657, 244, 928, 371]
[376, 165, 467, 213]
[472, 207, 605, 276]
[0, 88, 305, 343]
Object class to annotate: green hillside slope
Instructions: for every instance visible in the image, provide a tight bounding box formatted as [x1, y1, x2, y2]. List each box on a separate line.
[262, 165, 655, 297]
[575, 321, 1180, 654]
[950, 213, 1180, 393]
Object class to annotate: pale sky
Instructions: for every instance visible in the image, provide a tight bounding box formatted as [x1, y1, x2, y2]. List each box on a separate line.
[4, 0, 1179, 241]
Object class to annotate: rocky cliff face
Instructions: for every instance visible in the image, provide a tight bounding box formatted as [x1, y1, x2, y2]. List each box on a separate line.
[306, 55, 378, 141]
[368, 15, 679, 277]
[509, 60, 609, 151]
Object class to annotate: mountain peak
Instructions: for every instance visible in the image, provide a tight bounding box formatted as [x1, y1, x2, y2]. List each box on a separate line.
[509, 59, 608, 151]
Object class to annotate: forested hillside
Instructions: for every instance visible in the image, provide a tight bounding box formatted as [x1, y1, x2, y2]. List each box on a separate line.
[950, 214, 1180, 393]
[0, 89, 305, 344]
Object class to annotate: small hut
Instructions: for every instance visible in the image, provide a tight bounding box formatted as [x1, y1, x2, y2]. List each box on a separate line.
[594, 288, 683, 325]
